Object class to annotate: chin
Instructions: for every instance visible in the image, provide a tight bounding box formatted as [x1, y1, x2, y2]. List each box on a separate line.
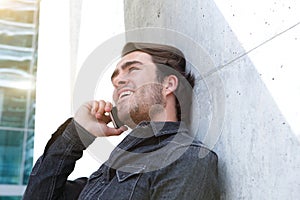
[116, 105, 131, 123]
[117, 104, 143, 128]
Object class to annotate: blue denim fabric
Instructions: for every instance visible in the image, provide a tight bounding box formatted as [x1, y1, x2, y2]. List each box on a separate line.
[23, 119, 220, 200]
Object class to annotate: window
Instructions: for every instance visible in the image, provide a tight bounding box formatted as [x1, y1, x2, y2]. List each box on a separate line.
[0, 0, 39, 198]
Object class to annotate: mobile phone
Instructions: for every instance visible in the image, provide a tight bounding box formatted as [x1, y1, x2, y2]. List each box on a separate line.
[109, 106, 124, 129]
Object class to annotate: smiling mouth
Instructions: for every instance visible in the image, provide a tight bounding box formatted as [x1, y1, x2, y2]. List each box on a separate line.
[119, 91, 133, 99]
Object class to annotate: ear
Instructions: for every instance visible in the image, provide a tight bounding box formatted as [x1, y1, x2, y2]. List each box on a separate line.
[163, 75, 178, 95]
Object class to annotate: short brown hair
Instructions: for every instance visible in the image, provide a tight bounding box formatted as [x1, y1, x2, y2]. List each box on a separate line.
[122, 42, 195, 124]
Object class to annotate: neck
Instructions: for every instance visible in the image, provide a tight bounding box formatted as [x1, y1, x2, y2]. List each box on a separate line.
[126, 96, 178, 129]
[149, 97, 177, 122]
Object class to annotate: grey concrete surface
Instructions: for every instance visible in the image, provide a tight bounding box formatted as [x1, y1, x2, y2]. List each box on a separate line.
[123, 0, 300, 199]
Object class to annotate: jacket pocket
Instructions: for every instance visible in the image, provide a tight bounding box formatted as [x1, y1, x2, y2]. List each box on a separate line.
[116, 165, 145, 182]
[97, 165, 145, 199]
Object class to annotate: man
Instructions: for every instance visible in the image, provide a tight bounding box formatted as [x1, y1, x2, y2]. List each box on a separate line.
[23, 42, 220, 199]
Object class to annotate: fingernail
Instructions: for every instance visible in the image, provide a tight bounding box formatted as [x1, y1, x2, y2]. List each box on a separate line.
[121, 126, 128, 131]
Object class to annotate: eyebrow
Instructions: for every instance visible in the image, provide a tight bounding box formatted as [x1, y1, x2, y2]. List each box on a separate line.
[111, 60, 143, 81]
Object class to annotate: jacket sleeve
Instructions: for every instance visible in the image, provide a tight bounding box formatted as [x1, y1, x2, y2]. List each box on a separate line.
[150, 147, 220, 200]
[23, 118, 96, 200]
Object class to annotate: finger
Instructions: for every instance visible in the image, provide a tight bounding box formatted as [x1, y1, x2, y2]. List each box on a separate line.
[104, 101, 113, 113]
[91, 101, 98, 115]
[95, 100, 106, 118]
[105, 125, 128, 136]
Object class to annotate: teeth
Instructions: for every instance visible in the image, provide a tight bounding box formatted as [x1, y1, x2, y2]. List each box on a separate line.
[120, 91, 133, 98]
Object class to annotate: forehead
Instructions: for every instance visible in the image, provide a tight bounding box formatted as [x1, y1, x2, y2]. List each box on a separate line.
[111, 51, 155, 81]
[116, 51, 153, 67]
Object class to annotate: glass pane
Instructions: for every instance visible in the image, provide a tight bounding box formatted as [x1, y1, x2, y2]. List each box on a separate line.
[0, 130, 23, 184]
[0, 9, 35, 24]
[0, 34, 34, 48]
[0, 60, 31, 72]
[0, 88, 27, 128]
[0, 196, 21, 200]
[27, 92, 36, 130]
[23, 130, 34, 185]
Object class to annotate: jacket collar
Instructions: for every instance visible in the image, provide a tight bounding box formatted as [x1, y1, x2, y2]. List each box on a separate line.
[131, 121, 189, 137]
[106, 120, 194, 175]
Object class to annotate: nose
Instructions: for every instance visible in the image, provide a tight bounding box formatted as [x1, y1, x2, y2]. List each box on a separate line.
[112, 73, 129, 88]
[112, 74, 129, 102]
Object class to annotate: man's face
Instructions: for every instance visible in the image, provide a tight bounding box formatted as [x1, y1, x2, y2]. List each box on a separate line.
[111, 51, 166, 127]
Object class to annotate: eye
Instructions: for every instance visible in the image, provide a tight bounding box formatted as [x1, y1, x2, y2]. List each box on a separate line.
[128, 66, 139, 72]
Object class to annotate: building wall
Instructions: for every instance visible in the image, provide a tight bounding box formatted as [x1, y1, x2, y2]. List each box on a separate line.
[0, 0, 39, 198]
[123, 0, 300, 199]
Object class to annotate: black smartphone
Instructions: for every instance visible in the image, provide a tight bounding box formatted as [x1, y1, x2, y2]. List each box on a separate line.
[109, 106, 124, 129]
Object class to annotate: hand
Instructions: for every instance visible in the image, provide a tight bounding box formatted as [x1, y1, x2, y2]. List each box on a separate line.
[74, 100, 127, 137]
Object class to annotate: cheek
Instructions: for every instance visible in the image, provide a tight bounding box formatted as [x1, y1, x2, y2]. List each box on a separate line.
[112, 90, 118, 102]
[134, 80, 156, 91]
[135, 70, 157, 85]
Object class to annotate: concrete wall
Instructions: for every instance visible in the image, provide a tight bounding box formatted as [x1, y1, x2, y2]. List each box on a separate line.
[123, 0, 300, 199]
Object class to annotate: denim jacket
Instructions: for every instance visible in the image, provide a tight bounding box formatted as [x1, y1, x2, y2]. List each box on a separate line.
[23, 118, 220, 200]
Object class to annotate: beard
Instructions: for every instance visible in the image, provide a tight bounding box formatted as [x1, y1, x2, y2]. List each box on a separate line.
[117, 83, 166, 127]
